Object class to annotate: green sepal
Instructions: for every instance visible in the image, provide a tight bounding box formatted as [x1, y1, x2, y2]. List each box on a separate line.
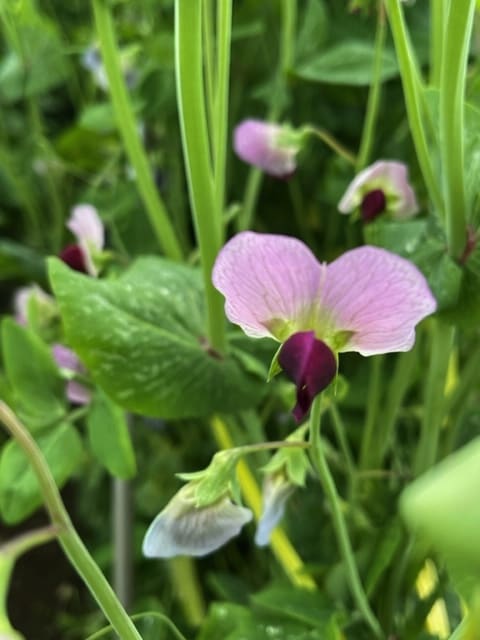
[177, 450, 241, 508]
[267, 344, 283, 382]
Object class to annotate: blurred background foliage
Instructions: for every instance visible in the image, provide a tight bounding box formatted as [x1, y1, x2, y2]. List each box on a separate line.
[0, 1, 479, 639]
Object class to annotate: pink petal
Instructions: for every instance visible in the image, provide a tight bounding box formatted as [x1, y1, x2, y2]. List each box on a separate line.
[233, 119, 298, 178]
[338, 160, 418, 218]
[322, 246, 436, 355]
[213, 232, 324, 339]
[67, 204, 104, 276]
[52, 344, 91, 405]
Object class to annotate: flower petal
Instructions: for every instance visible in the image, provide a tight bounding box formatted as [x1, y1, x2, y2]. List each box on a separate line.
[213, 232, 323, 339]
[234, 120, 298, 178]
[338, 160, 418, 218]
[142, 487, 253, 558]
[67, 204, 104, 276]
[255, 473, 295, 547]
[322, 246, 436, 355]
[278, 331, 337, 421]
[52, 344, 91, 405]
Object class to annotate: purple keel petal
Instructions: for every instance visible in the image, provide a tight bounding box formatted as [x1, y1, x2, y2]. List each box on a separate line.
[59, 244, 88, 273]
[361, 189, 386, 222]
[213, 232, 323, 339]
[322, 246, 436, 356]
[278, 331, 337, 422]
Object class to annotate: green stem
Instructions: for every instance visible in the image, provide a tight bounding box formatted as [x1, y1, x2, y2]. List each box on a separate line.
[112, 478, 133, 609]
[356, 1, 386, 171]
[280, 0, 297, 72]
[414, 321, 455, 475]
[203, 0, 216, 149]
[213, 0, 232, 232]
[329, 403, 356, 481]
[309, 396, 383, 638]
[359, 355, 384, 470]
[304, 126, 357, 166]
[86, 612, 187, 640]
[372, 348, 417, 468]
[167, 557, 206, 626]
[174, 0, 226, 354]
[385, 0, 443, 216]
[440, 0, 475, 258]
[0, 402, 143, 640]
[430, 0, 449, 86]
[92, 0, 182, 261]
[237, 168, 262, 231]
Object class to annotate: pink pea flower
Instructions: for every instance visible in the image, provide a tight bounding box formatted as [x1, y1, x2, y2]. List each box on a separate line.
[13, 285, 54, 326]
[338, 160, 419, 223]
[213, 232, 436, 421]
[233, 119, 302, 178]
[60, 204, 104, 276]
[52, 344, 91, 406]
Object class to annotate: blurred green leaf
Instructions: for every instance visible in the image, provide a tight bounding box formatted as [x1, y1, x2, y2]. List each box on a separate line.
[49, 257, 265, 418]
[294, 41, 398, 86]
[0, 422, 84, 524]
[1, 318, 66, 431]
[86, 389, 136, 479]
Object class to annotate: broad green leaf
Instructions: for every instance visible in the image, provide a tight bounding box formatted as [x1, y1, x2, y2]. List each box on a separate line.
[86, 390, 136, 479]
[196, 603, 251, 640]
[48, 257, 265, 418]
[0, 423, 84, 524]
[1, 318, 66, 430]
[294, 41, 398, 86]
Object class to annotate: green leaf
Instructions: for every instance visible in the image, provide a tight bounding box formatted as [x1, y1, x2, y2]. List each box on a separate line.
[251, 586, 337, 630]
[0, 423, 84, 524]
[294, 41, 398, 86]
[86, 390, 136, 479]
[365, 519, 403, 596]
[48, 257, 265, 418]
[1, 318, 66, 430]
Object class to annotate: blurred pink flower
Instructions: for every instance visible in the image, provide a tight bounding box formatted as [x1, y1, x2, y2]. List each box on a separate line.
[213, 232, 436, 420]
[233, 119, 301, 178]
[60, 204, 104, 276]
[52, 344, 91, 405]
[338, 160, 419, 222]
[13, 285, 53, 326]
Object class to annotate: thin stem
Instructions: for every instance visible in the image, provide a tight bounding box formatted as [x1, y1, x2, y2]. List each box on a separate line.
[372, 348, 417, 467]
[92, 0, 182, 261]
[203, 0, 216, 149]
[112, 478, 133, 609]
[210, 416, 317, 590]
[430, 0, 449, 87]
[414, 321, 455, 475]
[174, 0, 226, 354]
[440, 0, 475, 258]
[86, 612, 187, 640]
[329, 404, 356, 481]
[213, 0, 232, 233]
[308, 396, 383, 638]
[385, 0, 443, 216]
[167, 557, 206, 626]
[0, 402, 143, 640]
[304, 126, 356, 166]
[359, 355, 384, 470]
[280, 0, 297, 73]
[356, 1, 386, 171]
[237, 168, 262, 231]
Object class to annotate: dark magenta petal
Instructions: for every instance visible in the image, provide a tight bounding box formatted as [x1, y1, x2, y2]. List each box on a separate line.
[361, 189, 386, 222]
[59, 244, 88, 273]
[278, 331, 337, 422]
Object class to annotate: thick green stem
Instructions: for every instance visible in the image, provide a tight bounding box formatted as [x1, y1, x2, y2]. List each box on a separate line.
[356, 1, 386, 170]
[167, 557, 206, 627]
[112, 478, 133, 609]
[372, 348, 417, 467]
[0, 402, 143, 640]
[175, 0, 226, 354]
[385, 0, 443, 216]
[440, 0, 475, 258]
[414, 321, 455, 475]
[280, 0, 297, 72]
[430, 0, 449, 86]
[309, 396, 383, 638]
[213, 0, 232, 231]
[92, 0, 182, 261]
[359, 355, 384, 470]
